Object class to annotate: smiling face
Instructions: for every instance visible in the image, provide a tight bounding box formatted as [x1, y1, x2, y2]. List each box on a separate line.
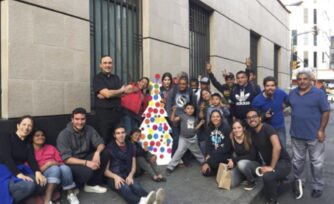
[138, 78, 149, 90]
[232, 121, 244, 138]
[178, 79, 188, 92]
[100, 56, 113, 74]
[246, 111, 261, 128]
[264, 81, 276, 97]
[201, 90, 211, 101]
[236, 73, 247, 86]
[131, 131, 141, 143]
[114, 127, 126, 145]
[184, 104, 195, 116]
[16, 117, 33, 139]
[32, 130, 46, 146]
[71, 113, 86, 131]
[162, 76, 172, 88]
[210, 111, 222, 127]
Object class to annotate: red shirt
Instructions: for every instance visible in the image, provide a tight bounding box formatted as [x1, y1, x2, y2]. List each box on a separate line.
[34, 144, 64, 168]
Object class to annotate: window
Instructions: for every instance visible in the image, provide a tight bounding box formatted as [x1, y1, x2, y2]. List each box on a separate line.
[189, 1, 211, 78]
[274, 45, 280, 80]
[250, 31, 260, 76]
[304, 8, 308, 24]
[313, 9, 317, 24]
[304, 51, 309, 67]
[313, 52, 317, 68]
[292, 30, 298, 46]
[90, 0, 142, 84]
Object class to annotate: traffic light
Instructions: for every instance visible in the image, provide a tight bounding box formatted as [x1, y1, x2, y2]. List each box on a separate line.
[296, 61, 300, 68]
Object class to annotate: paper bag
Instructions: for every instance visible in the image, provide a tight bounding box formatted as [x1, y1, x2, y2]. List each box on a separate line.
[216, 163, 232, 190]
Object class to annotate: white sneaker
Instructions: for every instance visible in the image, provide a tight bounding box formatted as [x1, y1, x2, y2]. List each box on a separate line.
[153, 188, 165, 204]
[67, 193, 80, 204]
[139, 191, 156, 204]
[83, 184, 107, 193]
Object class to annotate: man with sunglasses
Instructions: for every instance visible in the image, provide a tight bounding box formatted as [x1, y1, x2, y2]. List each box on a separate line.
[288, 71, 330, 199]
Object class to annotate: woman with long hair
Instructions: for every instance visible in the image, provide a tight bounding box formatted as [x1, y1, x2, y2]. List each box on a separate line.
[0, 116, 46, 204]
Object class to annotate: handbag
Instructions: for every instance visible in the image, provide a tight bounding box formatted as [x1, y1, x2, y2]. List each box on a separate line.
[216, 163, 232, 190]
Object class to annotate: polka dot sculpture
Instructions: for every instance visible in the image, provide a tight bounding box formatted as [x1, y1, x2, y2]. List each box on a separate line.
[139, 74, 173, 165]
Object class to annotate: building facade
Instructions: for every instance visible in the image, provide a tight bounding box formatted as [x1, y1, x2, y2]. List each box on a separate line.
[285, 0, 333, 80]
[1, 0, 290, 120]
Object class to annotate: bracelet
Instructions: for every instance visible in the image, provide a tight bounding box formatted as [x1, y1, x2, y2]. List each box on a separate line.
[84, 160, 87, 166]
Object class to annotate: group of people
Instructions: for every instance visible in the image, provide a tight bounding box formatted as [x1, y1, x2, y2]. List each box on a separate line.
[0, 55, 330, 204]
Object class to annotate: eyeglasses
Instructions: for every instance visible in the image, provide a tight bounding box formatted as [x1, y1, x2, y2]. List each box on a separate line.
[246, 115, 258, 120]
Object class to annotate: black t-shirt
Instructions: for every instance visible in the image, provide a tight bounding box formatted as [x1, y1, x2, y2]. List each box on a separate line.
[250, 124, 290, 165]
[93, 72, 122, 108]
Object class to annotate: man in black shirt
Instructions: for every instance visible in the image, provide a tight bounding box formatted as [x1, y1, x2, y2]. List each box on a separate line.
[246, 108, 291, 204]
[93, 55, 131, 143]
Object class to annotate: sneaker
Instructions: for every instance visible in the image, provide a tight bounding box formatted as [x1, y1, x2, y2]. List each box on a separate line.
[154, 188, 165, 204]
[165, 168, 173, 176]
[84, 184, 107, 193]
[139, 191, 156, 204]
[311, 189, 323, 198]
[243, 181, 256, 191]
[67, 193, 80, 204]
[293, 179, 303, 199]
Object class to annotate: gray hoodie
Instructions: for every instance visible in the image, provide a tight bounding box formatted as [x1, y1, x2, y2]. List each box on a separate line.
[57, 122, 104, 161]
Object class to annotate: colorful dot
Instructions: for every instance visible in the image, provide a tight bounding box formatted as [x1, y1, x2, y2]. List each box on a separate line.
[158, 126, 162, 131]
[160, 146, 165, 152]
[152, 125, 158, 130]
[153, 148, 157, 152]
[160, 154, 164, 159]
[150, 117, 155, 122]
[147, 134, 152, 140]
[160, 109, 165, 114]
[153, 108, 158, 114]
[156, 141, 161, 147]
[140, 134, 145, 139]
[163, 126, 168, 131]
[154, 89, 159, 95]
[153, 133, 159, 139]
[150, 141, 155, 146]
[167, 148, 172, 154]
[146, 113, 151, 118]
[153, 95, 159, 100]
[148, 107, 153, 113]
[167, 139, 171, 144]
[148, 95, 152, 101]
[155, 102, 160, 107]
[148, 146, 153, 151]
[145, 119, 150, 124]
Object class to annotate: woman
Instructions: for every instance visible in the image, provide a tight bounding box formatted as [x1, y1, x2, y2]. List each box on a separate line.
[227, 120, 259, 190]
[32, 129, 79, 204]
[120, 77, 150, 136]
[0, 115, 46, 204]
[160, 72, 173, 104]
[201, 110, 232, 177]
[198, 88, 211, 108]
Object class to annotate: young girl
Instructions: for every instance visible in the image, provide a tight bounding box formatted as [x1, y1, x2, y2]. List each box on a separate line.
[166, 102, 205, 175]
[130, 129, 166, 182]
[32, 129, 79, 204]
[227, 120, 259, 190]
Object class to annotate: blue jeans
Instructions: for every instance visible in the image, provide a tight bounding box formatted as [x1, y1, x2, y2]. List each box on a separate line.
[107, 178, 147, 204]
[236, 160, 260, 182]
[9, 176, 36, 202]
[43, 164, 76, 190]
[122, 114, 139, 137]
[275, 127, 286, 149]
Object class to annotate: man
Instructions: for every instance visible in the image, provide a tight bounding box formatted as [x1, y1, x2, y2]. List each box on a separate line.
[246, 108, 291, 204]
[206, 63, 235, 104]
[230, 71, 260, 121]
[289, 71, 330, 199]
[166, 76, 197, 158]
[199, 77, 210, 91]
[245, 57, 261, 93]
[104, 124, 165, 204]
[57, 107, 108, 193]
[93, 55, 131, 143]
[252, 76, 289, 148]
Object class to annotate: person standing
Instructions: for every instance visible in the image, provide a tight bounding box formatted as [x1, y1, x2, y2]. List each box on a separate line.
[93, 55, 131, 143]
[288, 71, 330, 199]
[57, 108, 108, 194]
[252, 76, 289, 148]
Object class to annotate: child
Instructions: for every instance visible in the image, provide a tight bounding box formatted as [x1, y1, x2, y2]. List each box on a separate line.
[166, 102, 205, 175]
[32, 129, 79, 204]
[204, 93, 231, 128]
[130, 129, 166, 182]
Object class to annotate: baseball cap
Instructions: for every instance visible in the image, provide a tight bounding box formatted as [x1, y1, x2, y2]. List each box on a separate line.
[200, 77, 210, 84]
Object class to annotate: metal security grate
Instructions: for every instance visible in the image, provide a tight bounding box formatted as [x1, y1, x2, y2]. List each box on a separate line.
[189, 1, 210, 79]
[90, 0, 142, 84]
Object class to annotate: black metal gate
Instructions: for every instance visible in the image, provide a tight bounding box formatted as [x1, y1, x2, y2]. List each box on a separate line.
[189, 1, 210, 79]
